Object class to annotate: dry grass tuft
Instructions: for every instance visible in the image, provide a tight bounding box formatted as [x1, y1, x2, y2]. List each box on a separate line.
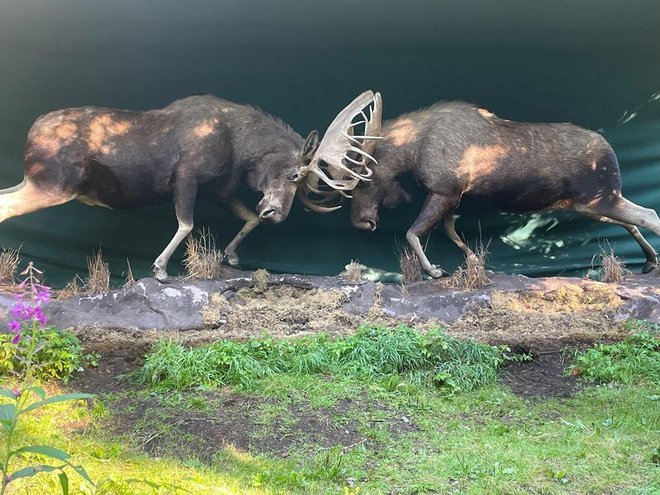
[593, 244, 630, 284]
[85, 249, 111, 294]
[124, 258, 137, 288]
[56, 275, 84, 300]
[251, 269, 270, 294]
[0, 247, 21, 283]
[184, 228, 222, 280]
[437, 242, 491, 291]
[343, 260, 364, 284]
[399, 246, 422, 286]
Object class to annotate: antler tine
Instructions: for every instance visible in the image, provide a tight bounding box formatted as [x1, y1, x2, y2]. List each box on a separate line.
[297, 187, 345, 212]
[298, 192, 342, 213]
[327, 159, 372, 180]
[362, 92, 382, 156]
[340, 130, 363, 146]
[348, 146, 377, 164]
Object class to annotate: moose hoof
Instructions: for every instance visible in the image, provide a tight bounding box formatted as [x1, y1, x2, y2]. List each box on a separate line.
[152, 265, 168, 282]
[641, 262, 658, 274]
[223, 252, 240, 268]
[426, 266, 448, 279]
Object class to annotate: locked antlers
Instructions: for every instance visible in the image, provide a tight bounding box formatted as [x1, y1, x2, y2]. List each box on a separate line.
[298, 90, 382, 212]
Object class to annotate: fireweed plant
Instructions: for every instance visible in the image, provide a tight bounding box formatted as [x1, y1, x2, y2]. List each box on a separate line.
[0, 262, 93, 494]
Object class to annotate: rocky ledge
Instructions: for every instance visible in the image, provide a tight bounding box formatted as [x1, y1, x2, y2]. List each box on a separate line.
[1, 268, 657, 340]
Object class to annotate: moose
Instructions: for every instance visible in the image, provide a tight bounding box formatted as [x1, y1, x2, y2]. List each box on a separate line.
[0, 91, 381, 280]
[349, 101, 660, 277]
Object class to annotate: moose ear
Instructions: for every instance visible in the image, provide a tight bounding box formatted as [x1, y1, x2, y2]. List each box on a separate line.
[301, 130, 320, 163]
[382, 182, 412, 209]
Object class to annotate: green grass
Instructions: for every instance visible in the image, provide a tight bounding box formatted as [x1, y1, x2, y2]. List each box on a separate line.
[138, 325, 511, 394]
[568, 331, 659, 385]
[2, 323, 659, 494]
[3, 377, 658, 494]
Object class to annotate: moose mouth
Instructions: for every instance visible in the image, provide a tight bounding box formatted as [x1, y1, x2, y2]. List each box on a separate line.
[258, 207, 282, 224]
[355, 217, 377, 232]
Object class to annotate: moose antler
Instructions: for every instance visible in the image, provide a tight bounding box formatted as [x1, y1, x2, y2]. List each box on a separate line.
[298, 91, 382, 211]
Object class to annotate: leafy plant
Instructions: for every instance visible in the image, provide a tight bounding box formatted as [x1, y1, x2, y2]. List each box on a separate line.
[0, 262, 95, 494]
[567, 331, 659, 384]
[0, 327, 97, 383]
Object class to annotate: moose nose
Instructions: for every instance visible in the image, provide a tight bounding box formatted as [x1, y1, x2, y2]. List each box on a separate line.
[361, 218, 377, 232]
[259, 208, 277, 221]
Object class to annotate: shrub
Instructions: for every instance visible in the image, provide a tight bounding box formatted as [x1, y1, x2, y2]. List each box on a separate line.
[0, 327, 94, 383]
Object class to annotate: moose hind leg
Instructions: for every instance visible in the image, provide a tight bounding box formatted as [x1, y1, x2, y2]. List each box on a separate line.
[0, 179, 75, 222]
[152, 181, 197, 282]
[442, 214, 479, 264]
[406, 193, 455, 278]
[578, 196, 660, 236]
[579, 210, 658, 273]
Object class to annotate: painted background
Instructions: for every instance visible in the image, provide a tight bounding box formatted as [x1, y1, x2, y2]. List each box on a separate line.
[1, 0, 659, 285]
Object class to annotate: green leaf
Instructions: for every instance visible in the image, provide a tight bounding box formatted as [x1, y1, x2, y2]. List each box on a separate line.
[21, 393, 94, 414]
[0, 388, 16, 399]
[11, 446, 94, 486]
[68, 464, 94, 486]
[58, 472, 69, 495]
[13, 445, 70, 462]
[0, 403, 17, 430]
[8, 464, 61, 482]
[26, 386, 47, 400]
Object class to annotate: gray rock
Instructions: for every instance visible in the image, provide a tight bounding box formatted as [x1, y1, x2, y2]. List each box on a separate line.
[0, 270, 658, 334]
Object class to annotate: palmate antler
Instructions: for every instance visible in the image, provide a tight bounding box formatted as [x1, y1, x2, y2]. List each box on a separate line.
[298, 90, 382, 212]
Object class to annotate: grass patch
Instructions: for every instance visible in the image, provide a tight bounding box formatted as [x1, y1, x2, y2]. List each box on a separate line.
[0, 247, 21, 283]
[7, 376, 659, 494]
[138, 325, 510, 393]
[568, 331, 659, 385]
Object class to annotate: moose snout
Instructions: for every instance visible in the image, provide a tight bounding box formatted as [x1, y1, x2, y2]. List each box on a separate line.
[259, 207, 278, 222]
[354, 216, 378, 232]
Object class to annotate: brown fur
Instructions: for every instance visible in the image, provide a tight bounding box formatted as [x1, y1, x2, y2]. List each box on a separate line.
[385, 118, 418, 146]
[456, 144, 508, 192]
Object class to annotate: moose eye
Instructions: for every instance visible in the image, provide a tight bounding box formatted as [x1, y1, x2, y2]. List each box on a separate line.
[287, 171, 301, 182]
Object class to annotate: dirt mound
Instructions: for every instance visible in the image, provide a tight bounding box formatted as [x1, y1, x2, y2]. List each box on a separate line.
[447, 279, 629, 352]
[201, 285, 364, 337]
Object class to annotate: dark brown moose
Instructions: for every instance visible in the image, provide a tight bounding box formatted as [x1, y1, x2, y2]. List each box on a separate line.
[0, 91, 381, 280]
[349, 101, 660, 277]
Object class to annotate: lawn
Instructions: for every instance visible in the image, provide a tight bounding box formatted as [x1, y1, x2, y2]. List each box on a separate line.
[1, 325, 658, 494]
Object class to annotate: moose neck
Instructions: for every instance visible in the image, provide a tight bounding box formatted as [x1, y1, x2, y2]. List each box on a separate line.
[231, 111, 304, 168]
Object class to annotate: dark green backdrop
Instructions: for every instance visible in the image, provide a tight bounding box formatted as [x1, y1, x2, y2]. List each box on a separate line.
[1, 0, 659, 286]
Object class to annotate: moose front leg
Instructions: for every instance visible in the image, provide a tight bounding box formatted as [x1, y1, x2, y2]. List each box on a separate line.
[406, 193, 455, 278]
[223, 197, 260, 267]
[153, 180, 197, 281]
